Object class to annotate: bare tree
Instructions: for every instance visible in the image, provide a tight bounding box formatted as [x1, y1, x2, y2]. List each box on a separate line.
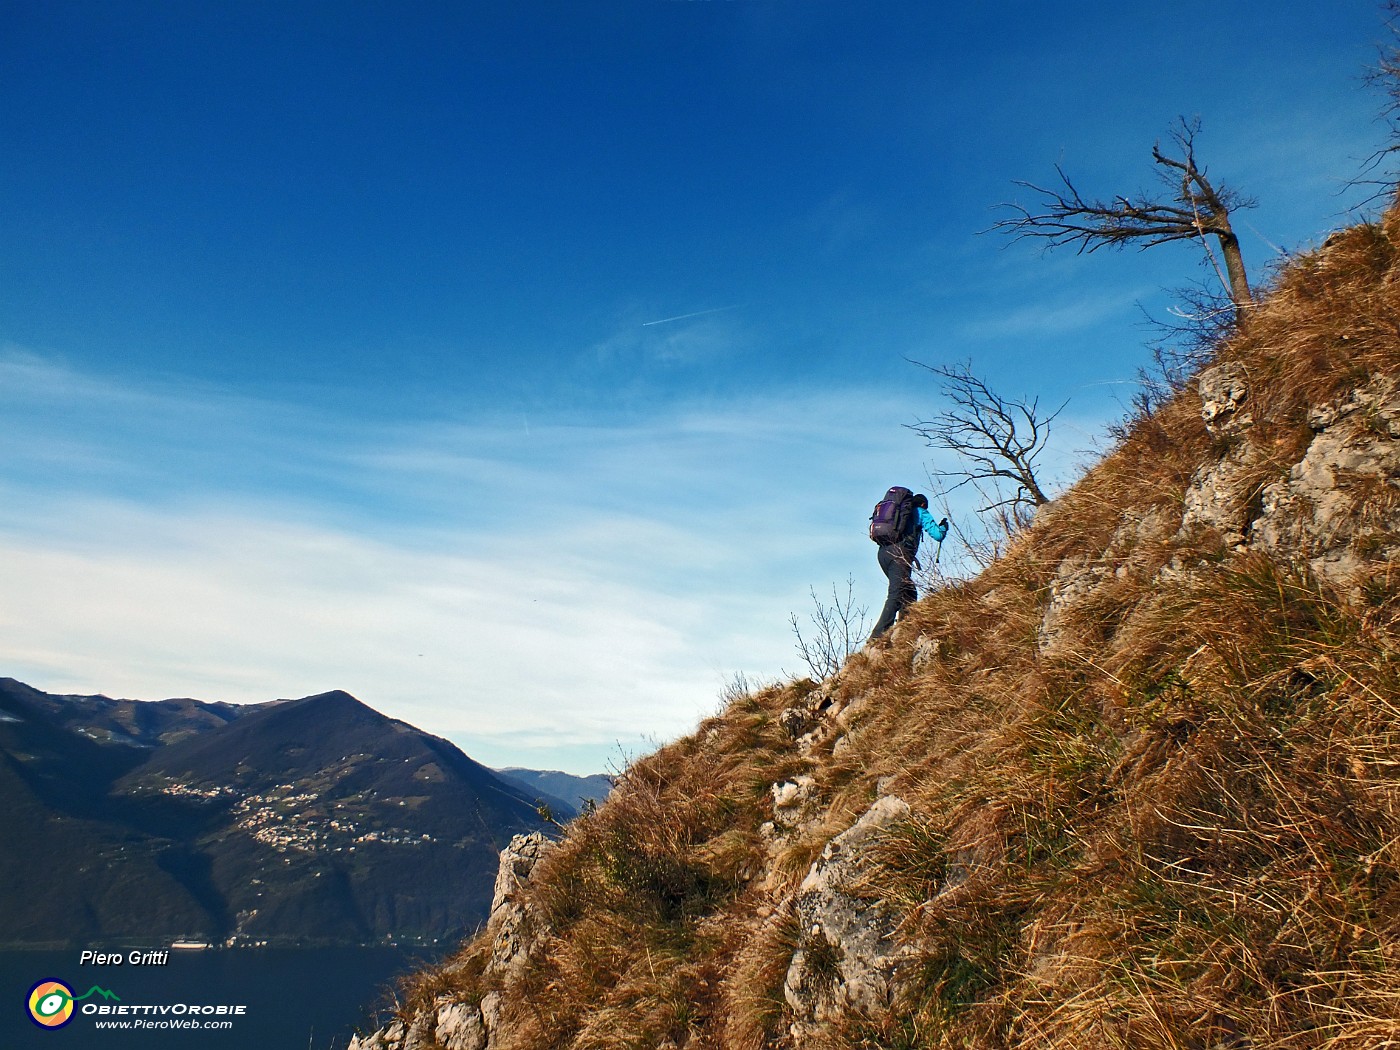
[993, 118, 1255, 318]
[907, 360, 1064, 522]
[789, 577, 869, 680]
[917, 483, 1016, 571]
[1358, 1, 1400, 206]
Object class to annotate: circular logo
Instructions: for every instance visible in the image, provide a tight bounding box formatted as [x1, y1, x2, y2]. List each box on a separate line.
[27, 979, 75, 1029]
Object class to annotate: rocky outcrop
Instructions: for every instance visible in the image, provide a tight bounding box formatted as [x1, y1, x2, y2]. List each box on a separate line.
[783, 795, 913, 1039]
[1251, 376, 1400, 583]
[1171, 361, 1266, 548]
[428, 1002, 488, 1050]
[349, 1018, 410, 1050]
[1197, 361, 1252, 436]
[1040, 367, 1400, 656]
[769, 775, 819, 831]
[910, 632, 941, 673]
[1038, 553, 1115, 652]
[1034, 362, 1400, 655]
[1176, 369, 1400, 584]
[1178, 443, 1265, 547]
[349, 833, 555, 1050]
[485, 832, 552, 976]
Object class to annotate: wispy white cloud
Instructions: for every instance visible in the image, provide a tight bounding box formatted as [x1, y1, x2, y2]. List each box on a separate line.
[955, 290, 1146, 341]
[587, 304, 750, 368]
[3, 349, 1015, 772]
[0, 497, 712, 763]
[799, 192, 884, 256]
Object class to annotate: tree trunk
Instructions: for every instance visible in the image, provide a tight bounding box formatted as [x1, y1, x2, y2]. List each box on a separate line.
[1217, 226, 1251, 317]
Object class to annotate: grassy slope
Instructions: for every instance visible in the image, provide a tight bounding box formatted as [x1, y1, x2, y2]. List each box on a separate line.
[394, 212, 1400, 1049]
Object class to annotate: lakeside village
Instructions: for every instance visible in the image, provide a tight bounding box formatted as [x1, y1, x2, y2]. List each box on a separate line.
[155, 777, 440, 853]
[94, 776, 455, 952]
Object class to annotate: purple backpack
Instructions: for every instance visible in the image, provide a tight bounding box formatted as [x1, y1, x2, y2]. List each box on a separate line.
[869, 486, 914, 544]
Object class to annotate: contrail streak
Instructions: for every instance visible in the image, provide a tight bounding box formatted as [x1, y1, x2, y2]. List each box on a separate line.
[640, 305, 739, 327]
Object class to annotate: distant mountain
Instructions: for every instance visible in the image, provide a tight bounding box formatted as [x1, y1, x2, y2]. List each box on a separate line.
[0, 679, 554, 948]
[0, 680, 214, 947]
[496, 767, 613, 812]
[23, 685, 248, 748]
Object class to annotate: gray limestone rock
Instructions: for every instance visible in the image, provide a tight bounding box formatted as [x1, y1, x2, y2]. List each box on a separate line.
[434, 999, 487, 1050]
[349, 833, 555, 1050]
[772, 775, 818, 829]
[347, 997, 486, 1050]
[910, 633, 940, 673]
[488, 832, 554, 974]
[1178, 446, 1262, 547]
[779, 682, 838, 742]
[479, 992, 504, 1037]
[402, 1013, 435, 1050]
[1038, 555, 1112, 652]
[1250, 377, 1400, 584]
[348, 1019, 407, 1050]
[784, 795, 913, 1031]
[1040, 509, 1176, 652]
[1197, 362, 1252, 436]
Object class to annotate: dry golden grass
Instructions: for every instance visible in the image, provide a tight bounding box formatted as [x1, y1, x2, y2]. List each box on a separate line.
[391, 206, 1400, 1049]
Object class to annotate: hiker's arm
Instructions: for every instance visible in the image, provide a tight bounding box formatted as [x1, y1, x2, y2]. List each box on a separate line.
[918, 508, 948, 542]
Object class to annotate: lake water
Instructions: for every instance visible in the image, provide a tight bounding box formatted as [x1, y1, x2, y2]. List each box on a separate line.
[2, 946, 438, 1050]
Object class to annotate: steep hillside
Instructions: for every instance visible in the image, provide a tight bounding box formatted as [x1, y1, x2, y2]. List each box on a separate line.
[356, 212, 1400, 1049]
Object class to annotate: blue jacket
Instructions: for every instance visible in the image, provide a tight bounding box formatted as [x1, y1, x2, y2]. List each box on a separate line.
[889, 506, 948, 561]
[918, 508, 949, 544]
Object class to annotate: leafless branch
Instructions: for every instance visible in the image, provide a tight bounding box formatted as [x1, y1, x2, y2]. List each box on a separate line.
[789, 577, 870, 680]
[1130, 279, 1236, 416]
[907, 360, 1064, 521]
[991, 118, 1255, 315]
[1356, 1, 1400, 207]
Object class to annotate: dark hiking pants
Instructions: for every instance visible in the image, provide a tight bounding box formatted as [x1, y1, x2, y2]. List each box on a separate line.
[871, 544, 916, 639]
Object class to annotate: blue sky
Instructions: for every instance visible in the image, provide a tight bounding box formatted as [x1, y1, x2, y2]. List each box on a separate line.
[0, 1, 1390, 773]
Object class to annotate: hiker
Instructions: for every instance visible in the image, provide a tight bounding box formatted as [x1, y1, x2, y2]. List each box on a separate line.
[868, 489, 948, 640]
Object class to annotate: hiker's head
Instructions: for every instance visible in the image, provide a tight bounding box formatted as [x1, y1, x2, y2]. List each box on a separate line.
[913, 493, 929, 509]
